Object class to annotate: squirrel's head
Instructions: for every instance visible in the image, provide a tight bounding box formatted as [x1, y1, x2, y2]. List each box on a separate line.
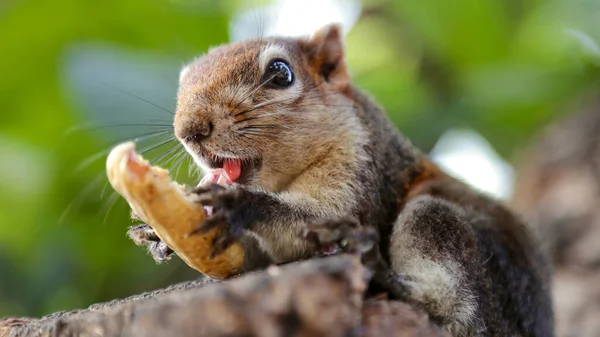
[174, 23, 359, 191]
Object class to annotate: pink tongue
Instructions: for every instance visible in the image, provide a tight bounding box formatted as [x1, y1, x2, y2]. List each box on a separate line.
[223, 159, 242, 182]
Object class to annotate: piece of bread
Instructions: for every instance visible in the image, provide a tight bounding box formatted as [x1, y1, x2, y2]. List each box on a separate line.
[106, 142, 245, 279]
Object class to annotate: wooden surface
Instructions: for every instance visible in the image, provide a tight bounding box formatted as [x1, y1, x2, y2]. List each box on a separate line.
[0, 255, 447, 337]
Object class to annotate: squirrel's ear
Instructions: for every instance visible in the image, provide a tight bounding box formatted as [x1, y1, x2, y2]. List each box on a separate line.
[307, 23, 349, 88]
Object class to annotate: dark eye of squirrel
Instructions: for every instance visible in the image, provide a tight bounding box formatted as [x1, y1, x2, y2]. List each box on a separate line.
[265, 59, 294, 88]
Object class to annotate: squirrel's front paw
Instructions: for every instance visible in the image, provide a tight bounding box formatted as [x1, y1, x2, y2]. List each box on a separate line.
[188, 183, 255, 258]
[303, 218, 378, 256]
[127, 224, 175, 262]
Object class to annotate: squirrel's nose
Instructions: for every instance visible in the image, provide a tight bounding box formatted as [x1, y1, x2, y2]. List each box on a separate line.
[184, 120, 214, 143]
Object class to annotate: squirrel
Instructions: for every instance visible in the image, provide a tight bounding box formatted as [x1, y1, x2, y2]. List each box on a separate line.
[126, 23, 554, 336]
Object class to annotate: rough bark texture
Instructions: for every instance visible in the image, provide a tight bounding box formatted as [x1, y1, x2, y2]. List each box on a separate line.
[0, 255, 447, 337]
[512, 90, 600, 337]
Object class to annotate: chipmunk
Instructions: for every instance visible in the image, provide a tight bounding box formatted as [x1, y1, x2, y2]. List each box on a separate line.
[126, 24, 554, 336]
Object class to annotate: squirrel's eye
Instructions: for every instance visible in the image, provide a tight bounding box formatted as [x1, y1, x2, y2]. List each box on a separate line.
[265, 59, 294, 88]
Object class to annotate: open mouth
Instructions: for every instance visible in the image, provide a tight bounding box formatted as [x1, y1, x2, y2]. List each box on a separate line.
[199, 152, 261, 186]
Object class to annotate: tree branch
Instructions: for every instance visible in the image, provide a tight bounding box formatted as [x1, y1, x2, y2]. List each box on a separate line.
[1, 255, 447, 337]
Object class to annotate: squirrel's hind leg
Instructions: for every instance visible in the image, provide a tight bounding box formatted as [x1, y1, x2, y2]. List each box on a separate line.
[389, 195, 484, 336]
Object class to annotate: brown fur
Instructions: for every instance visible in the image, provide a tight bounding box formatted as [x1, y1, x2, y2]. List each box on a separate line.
[129, 24, 554, 336]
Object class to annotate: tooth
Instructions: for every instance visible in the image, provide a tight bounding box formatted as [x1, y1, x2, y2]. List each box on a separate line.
[197, 168, 233, 187]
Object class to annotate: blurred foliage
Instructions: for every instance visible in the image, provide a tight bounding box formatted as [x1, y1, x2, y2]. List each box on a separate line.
[0, 0, 599, 317]
[349, 0, 600, 154]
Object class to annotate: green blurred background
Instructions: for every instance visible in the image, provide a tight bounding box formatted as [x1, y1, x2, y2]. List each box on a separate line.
[1, 0, 599, 317]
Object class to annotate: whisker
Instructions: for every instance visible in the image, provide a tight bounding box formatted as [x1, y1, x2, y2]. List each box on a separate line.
[164, 146, 187, 168]
[100, 82, 176, 116]
[234, 96, 294, 119]
[188, 155, 194, 178]
[167, 146, 187, 168]
[152, 143, 184, 166]
[98, 141, 179, 200]
[91, 126, 172, 145]
[101, 191, 123, 226]
[63, 137, 181, 224]
[253, 0, 265, 41]
[145, 118, 174, 124]
[100, 177, 113, 200]
[59, 173, 107, 225]
[126, 129, 176, 142]
[239, 129, 279, 137]
[227, 83, 245, 111]
[234, 102, 357, 125]
[168, 147, 188, 168]
[233, 71, 283, 112]
[297, 89, 350, 101]
[233, 86, 350, 120]
[171, 150, 189, 181]
[135, 137, 179, 158]
[238, 125, 291, 132]
[234, 112, 298, 125]
[233, 89, 347, 119]
[187, 155, 200, 180]
[174, 157, 189, 181]
[64, 138, 176, 215]
[239, 122, 293, 129]
[259, 1, 265, 40]
[73, 131, 175, 174]
[305, 103, 357, 109]
[238, 130, 281, 142]
[238, 133, 257, 140]
[64, 123, 173, 137]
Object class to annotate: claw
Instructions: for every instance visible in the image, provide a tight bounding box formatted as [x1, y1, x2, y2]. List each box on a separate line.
[210, 235, 235, 259]
[188, 212, 227, 237]
[303, 219, 378, 256]
[211, 183, 226, 193]
[196, 194, 214, 206]
[186, 184, 249, 259]
[155, 242, 170, 261]
[190, 182, 225, 196]
[147, 241, 174, 262]
[128, 224, 161, 245]
[130, 209, 143, 222]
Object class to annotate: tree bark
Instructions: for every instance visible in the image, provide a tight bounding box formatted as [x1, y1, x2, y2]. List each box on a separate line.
[0, 255, 447, 337]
